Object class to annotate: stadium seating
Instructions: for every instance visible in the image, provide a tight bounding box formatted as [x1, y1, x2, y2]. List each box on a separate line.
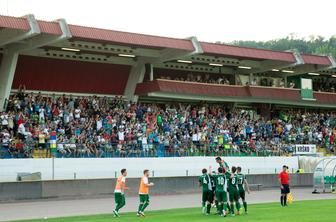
[323, 176, 336, 184]
[0, 91, 335, 159]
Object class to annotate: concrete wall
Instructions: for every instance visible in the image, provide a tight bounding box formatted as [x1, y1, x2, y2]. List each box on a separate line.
[0, 173, 313, 202]
[0, 157, 299, 182]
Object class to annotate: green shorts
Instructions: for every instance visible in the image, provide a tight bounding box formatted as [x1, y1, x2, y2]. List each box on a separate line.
[215, 191, 228, 203]
[229, 189, 240, 202]
[239, 189, 245, 200]
[202, 190, 213, 203]
[139, 194, 150, 203]
[114, 192, 125, 204]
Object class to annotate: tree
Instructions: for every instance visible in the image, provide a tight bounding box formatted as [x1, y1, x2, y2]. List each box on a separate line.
[229, 35, 336, 58]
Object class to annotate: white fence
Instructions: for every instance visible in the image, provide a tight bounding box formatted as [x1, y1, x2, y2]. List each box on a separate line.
[0, 156, 300, 182]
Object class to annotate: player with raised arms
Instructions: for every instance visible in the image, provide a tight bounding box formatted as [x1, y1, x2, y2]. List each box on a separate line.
[215, 156, 232, 213]
[215, 156, 229, 171]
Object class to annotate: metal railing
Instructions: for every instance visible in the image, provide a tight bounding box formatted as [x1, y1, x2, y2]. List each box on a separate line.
[0, 142, 285, 159]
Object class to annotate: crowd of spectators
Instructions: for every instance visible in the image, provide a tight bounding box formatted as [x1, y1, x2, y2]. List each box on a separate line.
[1, 88, 336, 159]
[158, 74, 291, 88]
[313, 78, 336, 93]
[159, 73, 231, 85]
[157, 73, 336, 94]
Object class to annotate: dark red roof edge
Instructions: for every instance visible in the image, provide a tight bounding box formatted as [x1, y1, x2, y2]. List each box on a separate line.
[0, 14, 333, 64]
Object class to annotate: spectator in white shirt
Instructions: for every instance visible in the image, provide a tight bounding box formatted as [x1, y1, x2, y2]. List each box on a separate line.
[74, 108, 81, 119]
[1, 112, 9, 129]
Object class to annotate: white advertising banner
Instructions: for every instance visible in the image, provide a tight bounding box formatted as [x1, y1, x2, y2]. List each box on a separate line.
[294, 144, 317, 155]
[0, 156, 299, 182]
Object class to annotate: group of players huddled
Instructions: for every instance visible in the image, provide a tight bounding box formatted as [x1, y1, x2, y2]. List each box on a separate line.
[198, 157, 250, 217]
[111, 156, 250, 218]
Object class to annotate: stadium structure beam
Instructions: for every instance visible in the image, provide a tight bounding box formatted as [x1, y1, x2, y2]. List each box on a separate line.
[327, 55, 336, 70]
[8, 19, 72, 52]
[51, 41, 162, 59]
[289, 65, 328, 76]
[249, 50, 304, 74]
[154, 36, 203, 63]
[0, 16, 72, 111]
[123, 37, 203, 102]
[287, 56, 336, 77]
[0, 14, 40, 111]
[0, 51, 19, 111]
[0, 14, 40, 47]
[124, 61, 146, 102]
[146, 92, 336, 108]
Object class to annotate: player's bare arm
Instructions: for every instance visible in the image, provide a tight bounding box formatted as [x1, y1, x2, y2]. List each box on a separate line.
[244, 179, 251, 194]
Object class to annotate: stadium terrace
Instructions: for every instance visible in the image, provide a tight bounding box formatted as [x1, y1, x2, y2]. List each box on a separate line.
[0, 14, 336, 159]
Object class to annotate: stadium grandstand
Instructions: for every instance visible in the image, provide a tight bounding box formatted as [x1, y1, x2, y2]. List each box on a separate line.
[1, 14, 336, 159]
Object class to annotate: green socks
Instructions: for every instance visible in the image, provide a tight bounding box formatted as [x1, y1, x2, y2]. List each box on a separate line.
[115, 201, 125, 212]
[236, 202, 241, 212]
[227, 203, 231, 212]
[223, 203, 228, 213]
[230, 203, 234, 214]
[243, 201, 247, 212]
[138, 203, 143, 213]
[206, 203, 211, 214]
[218, 203, 223, 214]
[141, 202, 149, 212]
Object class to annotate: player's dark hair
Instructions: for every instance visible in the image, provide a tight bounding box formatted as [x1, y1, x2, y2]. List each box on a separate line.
[231, 166, 237, 173]
[218, 167, 223, 173]
[143, 169, 149, 174]
[202, 168, 207, 174]
[237, 166, 242, 172]
[121, 168, 127, 174]
[215, 156, 222, 161]
[283, 165, 287, 169]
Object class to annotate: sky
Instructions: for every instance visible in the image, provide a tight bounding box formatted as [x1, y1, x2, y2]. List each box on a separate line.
[0, 0, 335, 43]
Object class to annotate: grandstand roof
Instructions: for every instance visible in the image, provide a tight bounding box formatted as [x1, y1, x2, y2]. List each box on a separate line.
[0, 14, 334, 68]
[199, 42, 296, 62]
[1, 14, 336, 109]
[0, 15, 194, 51]
[301, 54, 332, 66]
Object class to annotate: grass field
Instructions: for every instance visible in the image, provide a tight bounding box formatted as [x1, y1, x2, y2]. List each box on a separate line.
[14, 199, 336, 222]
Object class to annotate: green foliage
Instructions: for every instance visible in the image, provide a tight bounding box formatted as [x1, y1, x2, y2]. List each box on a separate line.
[15, 199, 336, 222]
[230, 35, 336, 58]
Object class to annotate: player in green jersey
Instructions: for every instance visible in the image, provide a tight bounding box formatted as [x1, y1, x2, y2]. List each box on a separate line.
[215, 156, 229, 171]
[215, 156, 232, 213]
[198, 168, 213, 215]
[212, 167, 229, 217]
[227, 166, 241, 216]
[237, 166, 250, 214]
[209, 171, 217, 213]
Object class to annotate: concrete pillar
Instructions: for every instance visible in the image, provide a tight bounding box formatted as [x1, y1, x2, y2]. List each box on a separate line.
[284, 74, 288, 87]
[249, 73, 253, 85]
[149, 64, 154, 81]
[124, 63, 146, 102]
[0, 15, 71, 111]
[0, 50, 19, 111]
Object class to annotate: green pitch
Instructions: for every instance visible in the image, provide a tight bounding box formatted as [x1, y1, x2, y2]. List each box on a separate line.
[14, 199, 336, 222]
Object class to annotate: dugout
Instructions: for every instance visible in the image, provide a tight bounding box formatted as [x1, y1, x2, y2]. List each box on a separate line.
[313, 157, 336, 193]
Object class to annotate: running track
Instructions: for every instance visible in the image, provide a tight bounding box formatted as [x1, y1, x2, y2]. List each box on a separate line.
[0, 188, 335, 221]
